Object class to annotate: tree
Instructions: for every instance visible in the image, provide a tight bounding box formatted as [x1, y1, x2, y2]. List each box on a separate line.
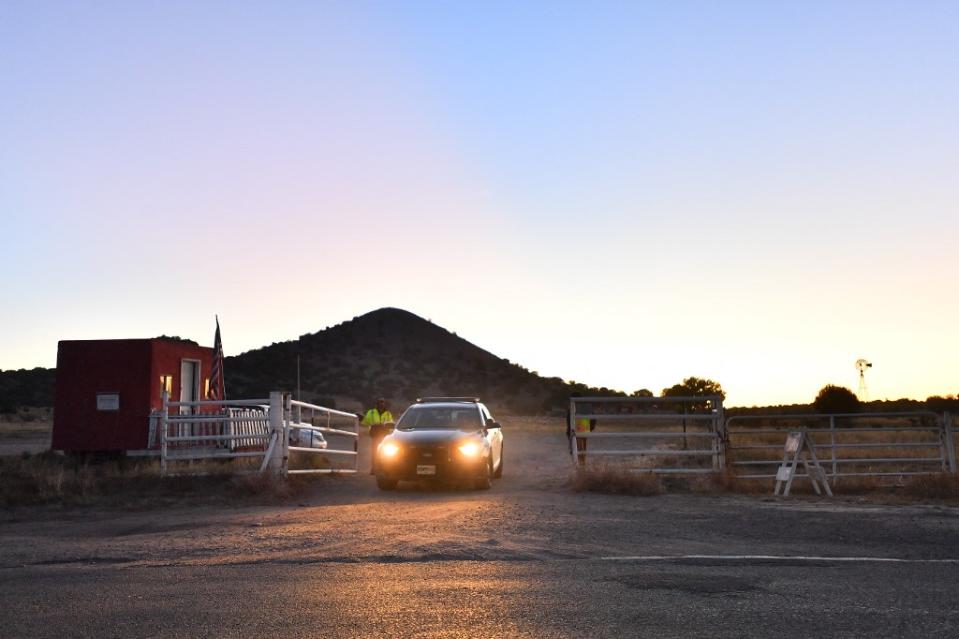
[926, 395, 959, 412]
[661, 377, 726, 401]
[813, 385, 861, 414]
[660, 377, 726, 417]
[631, 388, 654, 398]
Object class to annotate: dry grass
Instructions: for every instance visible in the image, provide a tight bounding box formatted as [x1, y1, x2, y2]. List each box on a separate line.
[902, 473, 959, 499]
[571, 464, 738, 496]
[683, 470, 735, 494]
[571, 464, 664, 496]
[723, 470, 959, 501]
[0, 408, 53, 436]
[0, 451, 310, 509]
[289, 450, 336, 471]
[0, 407, 53, 422]
[572, 452, 959, 500]
[758, 475, 886, 496]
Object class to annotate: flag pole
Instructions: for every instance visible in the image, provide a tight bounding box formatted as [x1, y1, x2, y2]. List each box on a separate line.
[219, 315, 225, 399]
[210, 315, 225, 402]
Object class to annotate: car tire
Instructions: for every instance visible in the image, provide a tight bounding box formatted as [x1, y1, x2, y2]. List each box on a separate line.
[493, 444, 503, 479]
[376, 476, 398, 491]
[475, 459, 492, 490]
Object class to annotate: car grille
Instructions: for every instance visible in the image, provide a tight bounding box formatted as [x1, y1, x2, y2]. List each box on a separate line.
[409, 445, 449, 463]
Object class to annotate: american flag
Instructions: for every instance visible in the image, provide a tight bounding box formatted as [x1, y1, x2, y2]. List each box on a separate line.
[208, 316, 226, 401]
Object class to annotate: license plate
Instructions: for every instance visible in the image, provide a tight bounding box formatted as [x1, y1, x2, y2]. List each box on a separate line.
[416, 464, 436, 476]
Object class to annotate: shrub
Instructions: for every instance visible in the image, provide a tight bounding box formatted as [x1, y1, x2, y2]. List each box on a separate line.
[813, 385, 861, 414]
[571, 465, 664, 496]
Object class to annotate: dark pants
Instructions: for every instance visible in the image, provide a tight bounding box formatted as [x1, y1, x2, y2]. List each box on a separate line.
[370, 424, 388, 473]
[576, 436, 588, 466]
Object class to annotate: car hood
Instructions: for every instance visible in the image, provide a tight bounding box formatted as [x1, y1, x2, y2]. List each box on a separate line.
[386, 429, 480, 446]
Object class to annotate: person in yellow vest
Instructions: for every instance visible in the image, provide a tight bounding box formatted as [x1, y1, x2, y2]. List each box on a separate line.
[574, 406, 596, 465]
[567, 394, 597, 466]
[362, 397, 394, 474]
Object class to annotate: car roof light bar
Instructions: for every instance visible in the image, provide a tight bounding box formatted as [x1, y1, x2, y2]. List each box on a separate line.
[415, 397, 481, 404]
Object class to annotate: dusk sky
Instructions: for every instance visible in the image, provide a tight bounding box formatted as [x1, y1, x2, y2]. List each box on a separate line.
[2, 2, 957, 406]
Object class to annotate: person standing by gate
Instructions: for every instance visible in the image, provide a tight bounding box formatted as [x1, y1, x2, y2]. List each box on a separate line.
[567, 395, 596, 466]
[362, 397, 394, 474]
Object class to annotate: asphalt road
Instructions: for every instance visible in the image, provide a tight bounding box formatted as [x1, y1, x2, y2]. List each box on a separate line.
[2, 426, 959, 637]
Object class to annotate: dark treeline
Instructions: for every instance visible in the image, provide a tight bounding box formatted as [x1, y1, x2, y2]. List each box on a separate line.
[0, 368, 56, 413]
[2, 311, 956, 416]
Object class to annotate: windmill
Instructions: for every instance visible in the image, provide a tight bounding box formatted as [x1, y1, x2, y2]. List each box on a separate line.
[855, 359, 872, 400]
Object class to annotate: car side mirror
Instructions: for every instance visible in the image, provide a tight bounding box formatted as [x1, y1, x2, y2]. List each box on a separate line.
[487, 419, 501, 429]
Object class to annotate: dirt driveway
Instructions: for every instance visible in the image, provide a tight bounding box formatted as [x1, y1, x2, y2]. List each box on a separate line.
[2, 421, 959, 637]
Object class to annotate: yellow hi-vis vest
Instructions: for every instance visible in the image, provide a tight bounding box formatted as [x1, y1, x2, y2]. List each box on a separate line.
[574, 417, 591, 433]
[362, 408, 394, 428]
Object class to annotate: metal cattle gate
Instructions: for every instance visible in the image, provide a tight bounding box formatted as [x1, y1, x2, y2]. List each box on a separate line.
[158, 391, 358, 477]
[725, 412, 956, 481]
[569, 396, 725, 474]
[570, 399, 958, 482]
[285, 399, 360, 476]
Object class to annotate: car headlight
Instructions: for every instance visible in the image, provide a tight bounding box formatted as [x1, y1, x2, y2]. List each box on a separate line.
[380, 442, 400, 458]
[458, 442, 480, 457]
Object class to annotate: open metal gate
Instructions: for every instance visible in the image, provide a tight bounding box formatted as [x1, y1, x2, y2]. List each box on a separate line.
[158, 391, 358, 477]
[568, 395, 725, 474]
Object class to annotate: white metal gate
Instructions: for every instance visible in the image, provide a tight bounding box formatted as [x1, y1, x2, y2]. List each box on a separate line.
[725, 411, 956, 480]
[284, 398, 359, 475]
[158, 391, 358, 477]
[568, 395, 725, 474]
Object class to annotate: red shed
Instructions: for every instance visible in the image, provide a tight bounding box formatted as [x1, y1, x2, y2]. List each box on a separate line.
[52, 338, 214, 453]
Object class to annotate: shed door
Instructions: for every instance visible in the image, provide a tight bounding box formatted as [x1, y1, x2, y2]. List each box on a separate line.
[179, 359, 200, 414]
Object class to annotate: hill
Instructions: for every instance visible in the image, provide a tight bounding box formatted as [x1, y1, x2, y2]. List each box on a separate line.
[226, 307, 610, 413]
[0, 311, 617, 414]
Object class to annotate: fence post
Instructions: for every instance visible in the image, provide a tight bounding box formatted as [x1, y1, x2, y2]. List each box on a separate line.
[268, 392, 285, 476]
[714, 398, 725, 471]
[943, 412, 956, 473]
[160, 391, 169, 477]
[283, 392, 291, 476]
[829, 416, 837, 478]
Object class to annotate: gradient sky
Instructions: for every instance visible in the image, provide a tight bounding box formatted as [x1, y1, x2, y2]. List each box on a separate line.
[2, 1, 957, 406]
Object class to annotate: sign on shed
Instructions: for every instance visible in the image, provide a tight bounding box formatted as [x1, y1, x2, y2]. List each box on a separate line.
[96, 393, 120, 411]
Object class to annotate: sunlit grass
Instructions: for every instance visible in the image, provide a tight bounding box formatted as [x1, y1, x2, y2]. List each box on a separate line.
[0, 452, 306, 509]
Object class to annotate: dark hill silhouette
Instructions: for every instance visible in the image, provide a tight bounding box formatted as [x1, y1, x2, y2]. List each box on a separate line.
[226, 307, 611, 413]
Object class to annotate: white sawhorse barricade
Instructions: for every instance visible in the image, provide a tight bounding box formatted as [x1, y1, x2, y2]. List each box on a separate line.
[774, 430, 833, 497]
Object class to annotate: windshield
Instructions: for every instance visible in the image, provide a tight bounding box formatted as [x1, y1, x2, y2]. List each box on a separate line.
[397, 406, 483, 430]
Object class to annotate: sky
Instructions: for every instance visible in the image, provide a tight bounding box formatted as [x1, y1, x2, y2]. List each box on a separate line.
[1, 1, 957, 406]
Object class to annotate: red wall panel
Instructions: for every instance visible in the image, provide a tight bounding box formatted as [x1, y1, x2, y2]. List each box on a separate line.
[52, 339, 213, 452]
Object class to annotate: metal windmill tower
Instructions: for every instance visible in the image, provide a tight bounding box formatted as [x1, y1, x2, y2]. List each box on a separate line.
[855, 359, 873, 400]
